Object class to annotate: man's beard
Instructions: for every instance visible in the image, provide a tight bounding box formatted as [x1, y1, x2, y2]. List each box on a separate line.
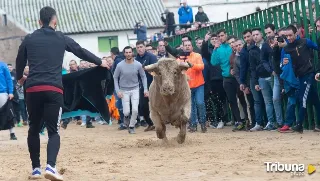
[126, 56, 133, 60]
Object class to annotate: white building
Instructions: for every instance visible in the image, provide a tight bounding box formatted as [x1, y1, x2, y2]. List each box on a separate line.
[0, 0, 165, 67]
[162, 0, 293, 24]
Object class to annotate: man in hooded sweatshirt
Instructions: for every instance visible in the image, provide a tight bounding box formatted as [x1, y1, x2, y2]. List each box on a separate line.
[195, 6, 209, 23]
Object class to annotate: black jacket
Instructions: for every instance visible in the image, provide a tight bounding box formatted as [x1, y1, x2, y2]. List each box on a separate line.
[283, 38, 317, 77]
[135, 52, 158, 89]
[0, 100, 16, 131]
[271, 45, 283, 76]
[15, 26, 102, 90]
[201, 40, 223, 81]
[62, 66, 114, 122]
[161, 12, 175, 26]
[248, 44, 271, 85]
[195, 12, 209, 23]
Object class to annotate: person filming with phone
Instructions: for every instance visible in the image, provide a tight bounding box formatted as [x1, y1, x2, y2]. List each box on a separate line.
[134, 21, 147, 41]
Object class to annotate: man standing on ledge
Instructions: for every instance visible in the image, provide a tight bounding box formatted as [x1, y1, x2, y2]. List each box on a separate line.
[15, 6, 110, 181]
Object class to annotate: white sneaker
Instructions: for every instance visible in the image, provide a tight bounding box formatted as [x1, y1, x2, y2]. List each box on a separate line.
[80, 123, 86, 127]
[44, 164, 63, 181]
[29, 167, 41, 180]
[225, 121, 232, 126]
[217, 121, 224, 129]
[98, 121, 104, 125]
[250, 124, 262, 132]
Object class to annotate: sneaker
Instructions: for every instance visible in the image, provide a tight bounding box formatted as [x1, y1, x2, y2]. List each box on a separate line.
[118, 125, 127, 130]
[80, 123, 86, 127]
[314, 127, 320, 132]
[29, 167, 41, 180]
[225, 121, 233, 126]
[264, 122, 277, 131]
[188, 126, 197, 133]
[23, 121, 28, 126]
[135, 122, 141, 128]
[140, 120, 148, 127]
[44, 165, 63, 181]
[232, 122, 245, 132]
[209, 122, 218, 129]
[217, 121, 224, 129]
[250, 124, 262, 132]
[279, 125, 292, 133]
[17, 122, 23, 127]
[200, 124, 207, 133]
[128, 127, 136, 134]
[86, 124, 95, 128]
[292, 124, 303, 133]
[61, 123, 68, 130]
[144, 125, 155, 132]
[10, 133, 17, 140]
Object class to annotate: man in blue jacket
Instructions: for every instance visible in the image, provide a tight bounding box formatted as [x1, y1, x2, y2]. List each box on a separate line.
[178, 1, 193, 29]
[134, 21, 147, 41]
[0, 61, 17, 140]
[135, 40, 157, 131]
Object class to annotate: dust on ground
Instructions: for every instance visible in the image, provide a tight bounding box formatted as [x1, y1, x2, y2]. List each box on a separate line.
[1, 123, 320, 181]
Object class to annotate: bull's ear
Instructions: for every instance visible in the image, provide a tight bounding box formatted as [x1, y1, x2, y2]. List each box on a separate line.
[179, 62, 190, 74]
[144, 63, 159, 76]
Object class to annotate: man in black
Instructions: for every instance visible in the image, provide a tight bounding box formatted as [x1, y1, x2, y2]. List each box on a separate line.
[15, 7, 109, 180]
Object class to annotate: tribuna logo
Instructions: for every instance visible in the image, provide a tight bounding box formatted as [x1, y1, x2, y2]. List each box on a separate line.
[265, 162, 305, 176]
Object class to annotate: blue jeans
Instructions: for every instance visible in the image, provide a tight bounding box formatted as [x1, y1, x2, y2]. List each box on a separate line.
[114, 92, 124, 125]
[19, 99, 28, 121]
[285, 89, 298, 126]
[273, 76, 284, 125]
[250, 79, 263, 125]
[297, 73, 320, 126]
[190, 85, 206, 127]
[258, 77, 276, 125]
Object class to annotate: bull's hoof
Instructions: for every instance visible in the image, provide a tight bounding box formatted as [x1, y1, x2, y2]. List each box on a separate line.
[156, 130, 166, 139]
[177, 133, 186, 144]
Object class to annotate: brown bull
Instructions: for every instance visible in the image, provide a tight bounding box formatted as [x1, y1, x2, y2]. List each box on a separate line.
[144, 58, 191, 144]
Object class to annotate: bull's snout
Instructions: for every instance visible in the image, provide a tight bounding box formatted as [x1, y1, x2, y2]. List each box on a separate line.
[161, 85, 175, 95]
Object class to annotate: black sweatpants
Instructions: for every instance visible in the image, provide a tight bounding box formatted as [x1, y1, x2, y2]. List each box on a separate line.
[210, 80, 227, 123]
[223, 77, 242, 123]
[26, 91, 63, 169]
[139, 87, 154, 126]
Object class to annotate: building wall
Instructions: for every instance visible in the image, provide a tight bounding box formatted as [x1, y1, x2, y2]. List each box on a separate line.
[162, 0, 291, 24]
[63, 28, 163, 68]
[0, 15, 26, 65]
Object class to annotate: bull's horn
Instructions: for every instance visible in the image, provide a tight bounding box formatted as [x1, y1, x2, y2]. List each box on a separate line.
[179, 62, 190, 69]
[144, 63, 158, 71]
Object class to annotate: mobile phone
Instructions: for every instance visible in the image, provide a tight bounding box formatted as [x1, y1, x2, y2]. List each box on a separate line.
[164, 36, 173, 42]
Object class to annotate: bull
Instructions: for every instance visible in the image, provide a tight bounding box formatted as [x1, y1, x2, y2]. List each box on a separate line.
[144, 57, 191, 144]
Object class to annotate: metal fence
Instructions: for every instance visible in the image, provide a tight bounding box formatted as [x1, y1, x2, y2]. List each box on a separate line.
[154, 0, 320, 129]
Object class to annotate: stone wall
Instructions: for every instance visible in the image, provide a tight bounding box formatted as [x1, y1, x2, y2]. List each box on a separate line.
[0, 15, 27, 66]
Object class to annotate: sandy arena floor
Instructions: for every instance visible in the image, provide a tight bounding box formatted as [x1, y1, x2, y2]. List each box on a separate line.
[1, 122, 320, 181]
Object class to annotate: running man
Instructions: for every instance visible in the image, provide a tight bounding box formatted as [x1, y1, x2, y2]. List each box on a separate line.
[15, 6, 110, 180]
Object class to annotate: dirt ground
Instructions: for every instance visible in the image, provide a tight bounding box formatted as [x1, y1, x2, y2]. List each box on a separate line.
[1, 122, 320, 181]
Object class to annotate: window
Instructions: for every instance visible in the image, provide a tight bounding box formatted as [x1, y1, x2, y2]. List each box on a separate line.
[98, 36, 118, 52]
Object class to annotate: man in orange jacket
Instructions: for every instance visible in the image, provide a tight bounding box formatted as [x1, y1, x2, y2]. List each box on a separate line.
[177, 40, 206, 133]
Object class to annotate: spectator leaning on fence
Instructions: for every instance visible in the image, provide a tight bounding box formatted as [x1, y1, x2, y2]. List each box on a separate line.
[178, 1, 193, 29]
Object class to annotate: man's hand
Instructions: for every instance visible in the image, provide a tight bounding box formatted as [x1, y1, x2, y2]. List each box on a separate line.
[272, 71, 277, 76]
[8, 94, 14, 100]
[244, 87, 251, 94]
[315, 73, 320, 81]
[117, 92, 123, 99]
[100, 59, 111, 69]
[283, 58, 289, 65]
[18, 75, 27, 85]
[240, 84, 246, 91]
[144, 92, 149, 97]
[255, 85, 261, 91]
[205, 32, 211, 42]
[230, 69, 235, 75]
